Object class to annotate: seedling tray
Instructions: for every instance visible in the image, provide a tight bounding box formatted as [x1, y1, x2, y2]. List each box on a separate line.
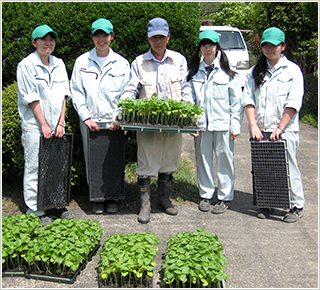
[2, 269, 25, 278]
[37, 134, 73, 211]
[250, 139, 291, 209]
[120, 123, 200, 133]
[25, 242, 100, 284]
[88, 128, 125, 201]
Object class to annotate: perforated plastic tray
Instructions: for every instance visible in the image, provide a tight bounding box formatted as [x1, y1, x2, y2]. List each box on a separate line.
[120, 123, 199, 133]
[88, 129, 125, 201]
[250, 139, 291, 209]
[37, 134, 73, 211]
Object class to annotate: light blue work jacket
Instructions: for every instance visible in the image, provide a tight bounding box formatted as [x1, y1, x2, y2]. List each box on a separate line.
[71, 47, 130, 123]
[189, 57, 242, 134]
[242, 55, 304, 132]
[17, 51, 70, 133]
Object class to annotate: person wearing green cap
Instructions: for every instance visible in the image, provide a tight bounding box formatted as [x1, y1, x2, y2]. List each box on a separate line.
[187, 30, 243, 214]
[17, 24, 72, 225]
[242, 27, 305, 222]
[71, 18, 130, 214]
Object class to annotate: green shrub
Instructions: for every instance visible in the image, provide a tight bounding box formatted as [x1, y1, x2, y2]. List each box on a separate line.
[2, 82, 24, 180]
[302, 73, 318, 116]
[2, 2, 201, 87]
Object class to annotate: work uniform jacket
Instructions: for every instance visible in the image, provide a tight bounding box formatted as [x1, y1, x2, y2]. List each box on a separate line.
[189, 53, 242, 135]
[17, 51, 70, 133]
[71, 47, 130, 123]
[242, 54, 304, 132]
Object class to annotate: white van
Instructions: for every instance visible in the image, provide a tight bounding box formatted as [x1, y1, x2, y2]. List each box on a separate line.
[200, 25, 250, 88]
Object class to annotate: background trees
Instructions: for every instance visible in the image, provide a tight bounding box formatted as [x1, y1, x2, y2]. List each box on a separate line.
[2, 2, 201, 87]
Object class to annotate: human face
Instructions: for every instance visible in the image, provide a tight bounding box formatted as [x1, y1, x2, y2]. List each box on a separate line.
[91, 30, 114, 57]
[32, 34, 56, 58]
[262, 42, 286, 66]
[200, 42, 218, 65]
[147, 34, 170, 60]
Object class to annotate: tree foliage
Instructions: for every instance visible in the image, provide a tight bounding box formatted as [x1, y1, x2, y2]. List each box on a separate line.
[2, 2, 201, 87]
[249, 2, 318, 75]
[200, 2, 318, 75]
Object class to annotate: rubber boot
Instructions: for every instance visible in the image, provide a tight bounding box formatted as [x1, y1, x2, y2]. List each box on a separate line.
[138, 177, 151, 223]
[158, 173, 178, 215]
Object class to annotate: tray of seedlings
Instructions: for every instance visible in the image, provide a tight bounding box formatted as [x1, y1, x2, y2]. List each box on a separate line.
[161, 228, 227, 288]
[98, 232, 160, 288]
[2, 214, 42, 277]
[118, 94, 203, 133]
[23, 218, 103, 284]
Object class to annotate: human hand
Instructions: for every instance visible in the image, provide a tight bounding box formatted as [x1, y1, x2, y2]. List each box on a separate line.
[231, 133, 239, 140]
[270, 128, 282, 141]
[190, 133, 199, 137]
[110, 122, 120, 131]
[55, 124, 64, 138]
[41, 123, 53, 139]
[251, 124, 263, 141]
[84, 119, 99, 131]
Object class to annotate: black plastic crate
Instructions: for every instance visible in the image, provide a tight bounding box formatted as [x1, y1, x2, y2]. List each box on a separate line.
[37, 134, 73, 211]
[88, 129, 125, 201]
[250, 139, 291, 209]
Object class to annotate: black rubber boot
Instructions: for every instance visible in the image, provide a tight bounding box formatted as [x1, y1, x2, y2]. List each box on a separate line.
[138, 177, 151, 223]
[158, 173, 178, 215]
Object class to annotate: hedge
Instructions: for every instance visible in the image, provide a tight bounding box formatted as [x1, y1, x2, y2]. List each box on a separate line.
[2, 2, 201, 87]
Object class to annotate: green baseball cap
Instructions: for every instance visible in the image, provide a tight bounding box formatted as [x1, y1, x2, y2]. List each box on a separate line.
[261, 27, 285, 46]
[32, 25, 58, 40]
[198, 30, 220, 44]
[92, 18, 113, 34]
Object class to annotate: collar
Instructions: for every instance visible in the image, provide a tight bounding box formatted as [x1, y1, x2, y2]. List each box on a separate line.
[33, 51, 57, 69]
[267, 54, 288, 72]
[89, 47, 116, 65]
[144, 49, 176, 62]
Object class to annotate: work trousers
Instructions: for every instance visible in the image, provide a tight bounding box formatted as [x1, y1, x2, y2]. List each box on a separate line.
[194, 130, 235, 201]
[136, 131, 182, 178]
[21, 131, 45, 216]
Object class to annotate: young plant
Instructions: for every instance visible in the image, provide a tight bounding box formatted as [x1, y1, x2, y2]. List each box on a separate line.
[162, 228, 228, 288]
[99, 232, 159, 288]
[118, 94, 203, 128]
[2, 213, 41, 271]
[21, 218, 103, 277]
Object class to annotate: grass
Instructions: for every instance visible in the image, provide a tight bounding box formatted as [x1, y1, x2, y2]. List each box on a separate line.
[123, 156, 200, 207]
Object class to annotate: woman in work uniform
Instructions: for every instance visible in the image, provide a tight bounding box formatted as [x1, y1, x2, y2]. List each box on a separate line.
[17, 25, 71, 224]
[242, 27, 305, 222]
[187, 30, 243, 214]
[71, 18, 130, 214]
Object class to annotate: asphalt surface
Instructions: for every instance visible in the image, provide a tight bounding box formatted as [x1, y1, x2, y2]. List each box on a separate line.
[2, 117, 318, 288]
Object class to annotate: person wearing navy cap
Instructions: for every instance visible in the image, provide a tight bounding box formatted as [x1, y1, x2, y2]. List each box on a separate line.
[71, 18, 130, 214]
[187, 30, 243, 214]
[242, 27, 305, 222]
[120, 17, 193, 224]
[17, 24, 72, 224]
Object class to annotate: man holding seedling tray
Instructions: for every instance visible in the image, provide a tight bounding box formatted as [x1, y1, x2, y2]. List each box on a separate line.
[120, 17, 193, 223]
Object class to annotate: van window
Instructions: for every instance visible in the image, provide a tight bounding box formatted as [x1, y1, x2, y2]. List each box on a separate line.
[217, 31, 245, 50]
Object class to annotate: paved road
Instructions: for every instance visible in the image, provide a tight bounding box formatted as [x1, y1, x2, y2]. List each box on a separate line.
[2, 118, 318, 288]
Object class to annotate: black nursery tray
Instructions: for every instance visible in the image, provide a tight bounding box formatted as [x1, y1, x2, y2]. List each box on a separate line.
[2, 269, 25, 278]
[25, 242, 100, 284]
[120, 123, 200, 133]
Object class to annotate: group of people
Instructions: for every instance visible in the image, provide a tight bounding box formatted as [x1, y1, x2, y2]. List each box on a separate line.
[17, 17, 305, 226]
